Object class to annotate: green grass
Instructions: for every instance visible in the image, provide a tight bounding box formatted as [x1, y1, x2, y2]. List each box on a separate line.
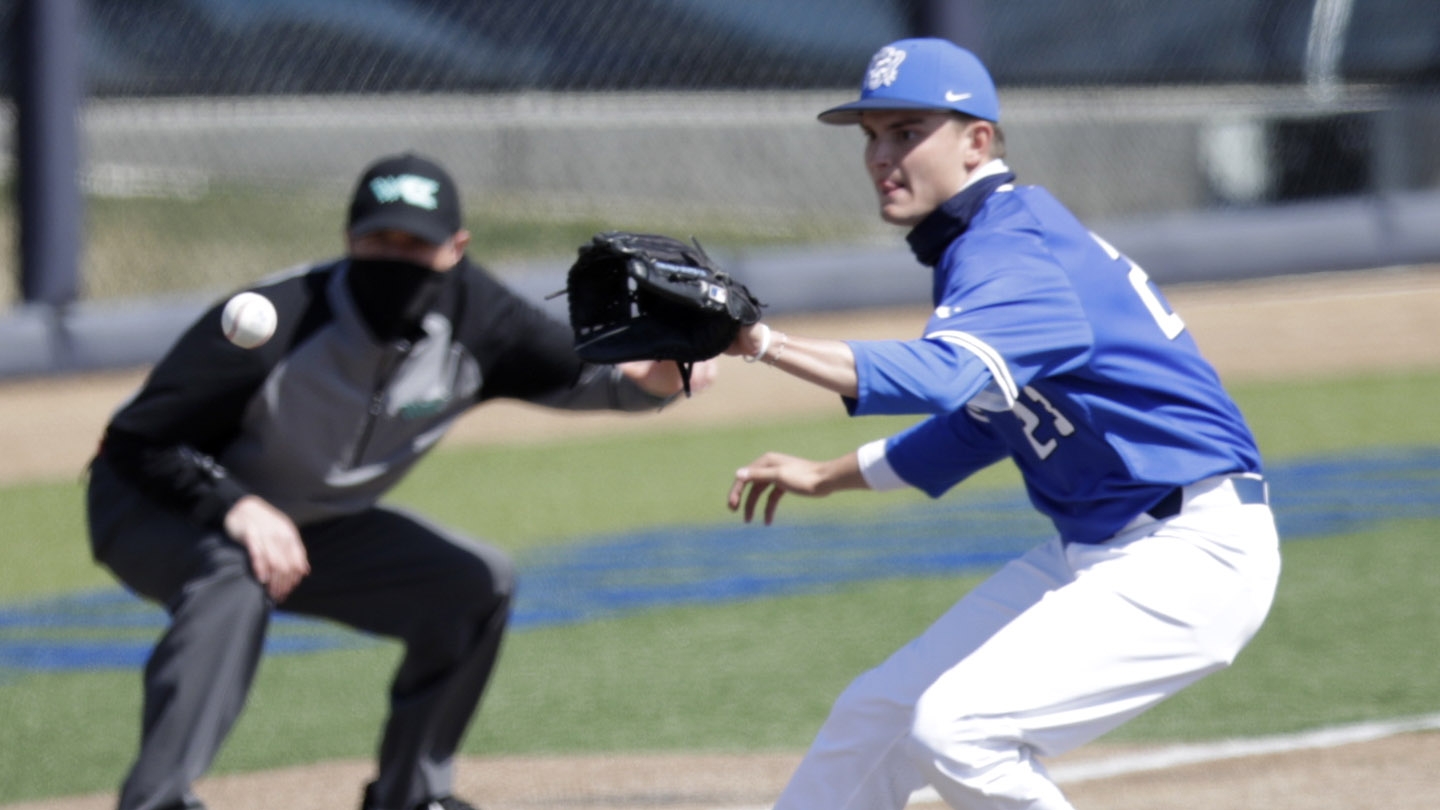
[5, 362, 1439, 598]
[1, 367, 1438, 802]
[0, 481, 104, 600]
[1232, 370, 1440, 458]
[1108, 517, 1440, 741]
[387, 412, 928, 551]
[478, 519, 1440, 752]
[4, 520, 1437, 801]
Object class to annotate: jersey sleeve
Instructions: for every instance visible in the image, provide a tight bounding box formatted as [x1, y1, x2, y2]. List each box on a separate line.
[457, 265, 585, 401]
[846, 231, 1094, 420]
[846, 337, 996, 416]
[527, 363, 675, 411]
[99, 274, 316, 526]
[879, 409, 1010, 498]
[460, 264, 668, 411]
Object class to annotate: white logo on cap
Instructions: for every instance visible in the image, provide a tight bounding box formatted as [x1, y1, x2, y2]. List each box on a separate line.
[945, 91, 973, 102]
[370, 174, 440, 210]
[866, 46, 907, 90]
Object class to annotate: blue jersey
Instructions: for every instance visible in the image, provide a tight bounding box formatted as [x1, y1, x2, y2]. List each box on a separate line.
[848, 164, 1261, 544]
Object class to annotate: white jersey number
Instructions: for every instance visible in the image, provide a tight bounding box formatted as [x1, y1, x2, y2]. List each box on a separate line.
[1015, 385, 1076, 460]
[1091, 232, 1186, 340]
[1010, 234, 1182, 462]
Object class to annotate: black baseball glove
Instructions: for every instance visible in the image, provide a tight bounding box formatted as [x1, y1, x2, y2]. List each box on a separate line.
[554, 231, 764, 395]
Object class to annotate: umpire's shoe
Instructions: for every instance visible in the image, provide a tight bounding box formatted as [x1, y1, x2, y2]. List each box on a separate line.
[361, 783, 481, 810]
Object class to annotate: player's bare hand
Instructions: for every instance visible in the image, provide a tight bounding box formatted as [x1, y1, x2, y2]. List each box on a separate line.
[729, 452, 829, 525]
[224, 495, 310, 603]
[619, 358, 718, 396]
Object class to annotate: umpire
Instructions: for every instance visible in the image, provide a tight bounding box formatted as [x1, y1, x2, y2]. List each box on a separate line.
[86, 152, 708, 810]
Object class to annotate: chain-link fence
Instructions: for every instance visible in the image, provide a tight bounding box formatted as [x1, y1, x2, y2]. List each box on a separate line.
[3, 0, 1440, 317]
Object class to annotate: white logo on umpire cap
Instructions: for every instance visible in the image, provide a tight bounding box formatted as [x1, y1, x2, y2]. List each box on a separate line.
[866, 46, 907, 90]
[369, 174, 440, 210]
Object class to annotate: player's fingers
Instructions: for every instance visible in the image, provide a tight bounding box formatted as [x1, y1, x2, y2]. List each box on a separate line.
[731, 462, 770, 510]
[743, 480, 773, 524]
[763, 487, 785, 525]
[728, 471, 750, 511]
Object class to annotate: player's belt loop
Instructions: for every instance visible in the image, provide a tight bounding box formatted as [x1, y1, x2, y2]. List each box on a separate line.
[1147, 474, 1268, 520]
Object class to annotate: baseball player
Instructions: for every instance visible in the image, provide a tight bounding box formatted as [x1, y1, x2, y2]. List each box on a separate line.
[724, 39, 1280, 809]
[86, 152, 713, 810]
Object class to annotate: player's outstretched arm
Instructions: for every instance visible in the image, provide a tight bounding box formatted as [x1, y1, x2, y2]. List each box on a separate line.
[726, 322, 859, 399]
[729, 450, 868, 525]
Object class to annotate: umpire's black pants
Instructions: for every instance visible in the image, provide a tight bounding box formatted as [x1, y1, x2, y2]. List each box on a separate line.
[86, 458, 515, 810]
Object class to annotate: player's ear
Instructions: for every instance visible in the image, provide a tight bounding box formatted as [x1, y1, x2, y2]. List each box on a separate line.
[957, 117, 994, 168]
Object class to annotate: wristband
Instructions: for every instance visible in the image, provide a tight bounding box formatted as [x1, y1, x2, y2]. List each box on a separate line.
[743, 323, 772, 363]
[763, 332, 788, 365]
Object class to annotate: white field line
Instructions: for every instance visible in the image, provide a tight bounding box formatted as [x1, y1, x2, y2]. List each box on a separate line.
[1045, 712, 1440, 785]
[731, 713, 1440, 809]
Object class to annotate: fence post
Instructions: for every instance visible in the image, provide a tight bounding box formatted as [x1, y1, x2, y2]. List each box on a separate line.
[16, 0, 83, 310]
[910, 0, 987, 57]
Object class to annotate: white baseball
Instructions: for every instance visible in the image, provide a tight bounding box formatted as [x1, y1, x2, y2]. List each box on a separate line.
[221, 291, 278, 349]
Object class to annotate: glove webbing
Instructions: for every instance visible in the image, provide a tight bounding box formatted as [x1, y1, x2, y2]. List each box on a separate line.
[676, 360, 695, 398]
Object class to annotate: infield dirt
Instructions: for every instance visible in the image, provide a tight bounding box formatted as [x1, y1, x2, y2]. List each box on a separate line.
[3, 265, 1439, 809]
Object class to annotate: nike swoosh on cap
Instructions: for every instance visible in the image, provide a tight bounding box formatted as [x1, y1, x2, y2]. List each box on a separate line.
[945, 91, 973, 102]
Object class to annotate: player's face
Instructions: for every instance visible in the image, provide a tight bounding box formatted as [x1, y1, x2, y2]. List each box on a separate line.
[346, 228, 471, 271]
[860, 111, 981, 227]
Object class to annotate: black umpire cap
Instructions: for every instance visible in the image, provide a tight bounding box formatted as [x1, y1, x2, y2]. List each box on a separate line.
[347, 153, 462, 246]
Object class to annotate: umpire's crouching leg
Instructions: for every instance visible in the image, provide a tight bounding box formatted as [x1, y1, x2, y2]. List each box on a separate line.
[284, 506, 516, 810]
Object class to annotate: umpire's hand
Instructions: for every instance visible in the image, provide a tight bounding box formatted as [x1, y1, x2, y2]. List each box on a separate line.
[224, 495, 310, 602]
[619, 358, 718, 397]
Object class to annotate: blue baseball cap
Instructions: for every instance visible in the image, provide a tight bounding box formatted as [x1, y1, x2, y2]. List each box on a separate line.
[818, 38, 1000, 125]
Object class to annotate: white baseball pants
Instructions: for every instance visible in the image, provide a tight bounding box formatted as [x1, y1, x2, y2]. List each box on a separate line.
[774, 474, 1281, 810]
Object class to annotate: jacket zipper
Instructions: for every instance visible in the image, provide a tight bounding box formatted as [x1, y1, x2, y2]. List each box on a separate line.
[349, 339, 412, 467]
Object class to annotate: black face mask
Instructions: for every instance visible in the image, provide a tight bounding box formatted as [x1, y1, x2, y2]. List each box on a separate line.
[345, 258, 449, 341]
